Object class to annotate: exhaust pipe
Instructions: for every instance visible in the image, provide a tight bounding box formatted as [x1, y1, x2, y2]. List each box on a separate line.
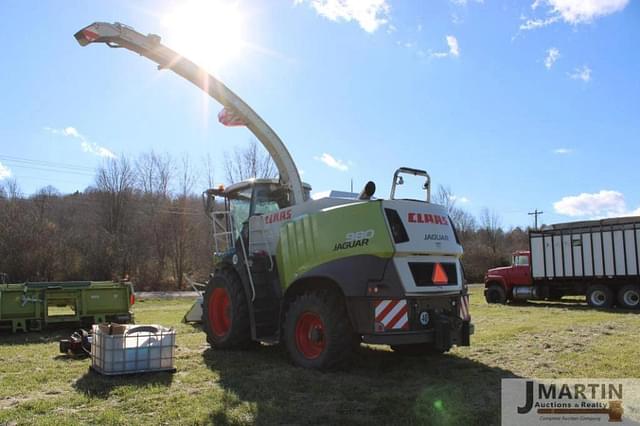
[358, 181, 376, 200]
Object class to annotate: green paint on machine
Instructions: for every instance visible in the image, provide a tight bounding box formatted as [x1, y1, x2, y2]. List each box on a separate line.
[276, 201, 394, 288]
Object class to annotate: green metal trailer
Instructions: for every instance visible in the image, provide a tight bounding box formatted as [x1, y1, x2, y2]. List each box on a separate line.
[0, 281, 134, 333]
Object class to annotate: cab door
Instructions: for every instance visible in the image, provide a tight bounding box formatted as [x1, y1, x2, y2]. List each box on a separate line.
[512, 255, 532, 286]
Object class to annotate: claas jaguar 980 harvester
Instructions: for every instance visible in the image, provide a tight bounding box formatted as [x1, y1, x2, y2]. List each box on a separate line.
[75, 22, 472, 369]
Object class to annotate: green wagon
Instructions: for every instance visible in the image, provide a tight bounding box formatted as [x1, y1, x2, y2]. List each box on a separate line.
[0, 281, 134, 333]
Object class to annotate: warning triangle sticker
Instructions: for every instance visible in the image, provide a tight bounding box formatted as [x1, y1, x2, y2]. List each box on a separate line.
[432, 263, 449, 285]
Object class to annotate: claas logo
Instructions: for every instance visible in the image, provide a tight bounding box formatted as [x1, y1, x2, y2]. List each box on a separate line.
[407, 213, 448, 225]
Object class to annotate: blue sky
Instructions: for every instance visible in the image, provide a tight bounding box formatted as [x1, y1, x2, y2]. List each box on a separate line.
[0, 0, 638, 228]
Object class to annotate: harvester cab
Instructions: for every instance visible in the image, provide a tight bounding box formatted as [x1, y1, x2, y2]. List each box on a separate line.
[75, 21, 473, 369]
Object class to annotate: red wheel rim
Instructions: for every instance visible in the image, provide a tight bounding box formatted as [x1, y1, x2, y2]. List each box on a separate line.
[208, 288, 231, 337]
[295, 312, 326, 359]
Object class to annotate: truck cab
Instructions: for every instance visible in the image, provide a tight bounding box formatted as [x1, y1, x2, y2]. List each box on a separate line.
[484, 251, 532, 304]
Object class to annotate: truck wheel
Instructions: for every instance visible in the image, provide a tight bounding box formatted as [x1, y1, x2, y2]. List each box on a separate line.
[283, 291, 353, 370]
[203, 269, 252, 349]
[617, 284, 640, 309]
[586, 284, 614, 309]
[485, 284, 507, 304]
[390, 343, 446, 356]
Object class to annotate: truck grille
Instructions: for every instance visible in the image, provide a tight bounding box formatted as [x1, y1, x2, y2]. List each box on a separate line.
[409, 262, 457, 286]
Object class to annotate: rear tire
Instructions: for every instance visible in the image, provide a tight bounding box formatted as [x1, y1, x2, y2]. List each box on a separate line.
[283, 291, 353, 370]
[390, 343, 446, 356]
[485, 284, 507, 304]
[617, 284, 640, 309]
[586, 284, 614, 309]
[203, 269, 252, 349]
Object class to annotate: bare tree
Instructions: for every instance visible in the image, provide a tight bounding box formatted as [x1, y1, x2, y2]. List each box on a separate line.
[136, 151, 172, 199]
[169, 154, 199, 288]
[223, 139, 277, 184]
[479, 208, 502, 255]
[96, 157, 135, 235]
[95, 157, 136, 278]
[433, 185, 476, 234]
[203, 153, 216, 188]
[5, 178, 21, 200]
[135, 152, 173, 285]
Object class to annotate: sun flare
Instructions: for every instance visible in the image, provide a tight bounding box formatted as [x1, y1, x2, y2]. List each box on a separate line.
[162, 0, 246, 73]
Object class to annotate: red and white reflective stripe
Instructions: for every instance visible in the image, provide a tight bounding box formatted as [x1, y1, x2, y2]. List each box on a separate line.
[218, 107, 246, 127]
[459, 294, 470, 321]
[374, 299, 409, 330]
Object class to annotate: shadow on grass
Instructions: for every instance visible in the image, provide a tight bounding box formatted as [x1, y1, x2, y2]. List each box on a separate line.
[73, 368, 174, 398]
[506, 299, 640, 314]
[201, 344, 519, 426]
[0, 327, 82, 346]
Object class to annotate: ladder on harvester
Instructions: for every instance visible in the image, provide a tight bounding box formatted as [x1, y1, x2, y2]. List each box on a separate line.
[211, 209, 234, 255]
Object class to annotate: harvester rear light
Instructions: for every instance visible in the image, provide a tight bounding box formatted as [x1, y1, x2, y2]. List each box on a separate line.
[384, 208, 409, 243]
[130, 293, 135, 306]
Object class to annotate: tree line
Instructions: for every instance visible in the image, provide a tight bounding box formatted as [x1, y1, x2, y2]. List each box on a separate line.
[0, 144, 529, 288]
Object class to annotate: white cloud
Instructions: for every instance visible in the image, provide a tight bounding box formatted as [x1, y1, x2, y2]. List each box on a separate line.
[0, 162, 11, 180]
[296, 0, 391, 33]
[544, 0, 628, 24]
[447, 36, 460, 57]
[450, 0, 484, 5]
[521, 0, 628, 31]
[519, 15, 560, 30]
[314, 153, 349, 171]
[544, 47, 560, 69]
[553, 190, 639, 218]
[553, 148, 573, 154]
[46, 126, 117, 159]
[568, 65, 592, 82]
[431, 35, 460, 59]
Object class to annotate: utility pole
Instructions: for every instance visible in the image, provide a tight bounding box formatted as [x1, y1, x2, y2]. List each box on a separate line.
[528, 209, 544, 230]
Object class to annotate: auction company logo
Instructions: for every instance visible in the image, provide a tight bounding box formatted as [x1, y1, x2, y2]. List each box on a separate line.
[501, 379, 640, 425]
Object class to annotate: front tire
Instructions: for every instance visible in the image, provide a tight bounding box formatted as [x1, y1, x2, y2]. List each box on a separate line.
[618, 284, 640, 309]
[586, 284, 614, 308]
[203, 268, 252, 349]
[485, 284, 507, 304]
[283, 291, 353, 370]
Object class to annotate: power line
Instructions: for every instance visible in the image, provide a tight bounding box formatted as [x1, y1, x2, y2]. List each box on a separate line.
[0, 154, 96, 172]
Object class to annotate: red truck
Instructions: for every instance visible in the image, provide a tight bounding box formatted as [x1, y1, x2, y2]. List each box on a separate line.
[484, 250, 533, 305]
[484, 217, 640, 309]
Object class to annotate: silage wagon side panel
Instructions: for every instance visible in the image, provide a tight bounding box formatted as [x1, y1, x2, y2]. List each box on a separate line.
[0, 285, 41, 320]
[531, 218, 640, 280]
[81, 284, 131, 315]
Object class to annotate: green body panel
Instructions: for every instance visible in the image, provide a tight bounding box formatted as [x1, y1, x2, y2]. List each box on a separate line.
[0, 281, 133, 330]
[276, 201, 394, 288]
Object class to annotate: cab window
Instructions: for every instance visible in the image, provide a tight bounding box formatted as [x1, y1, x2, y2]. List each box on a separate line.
[252, 184, 291, 216]
[229, 188, 252, 239]
[513, 255, 529, 266]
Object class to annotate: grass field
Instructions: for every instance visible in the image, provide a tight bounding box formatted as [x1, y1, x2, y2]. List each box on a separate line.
[1, 287, 639, 425]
